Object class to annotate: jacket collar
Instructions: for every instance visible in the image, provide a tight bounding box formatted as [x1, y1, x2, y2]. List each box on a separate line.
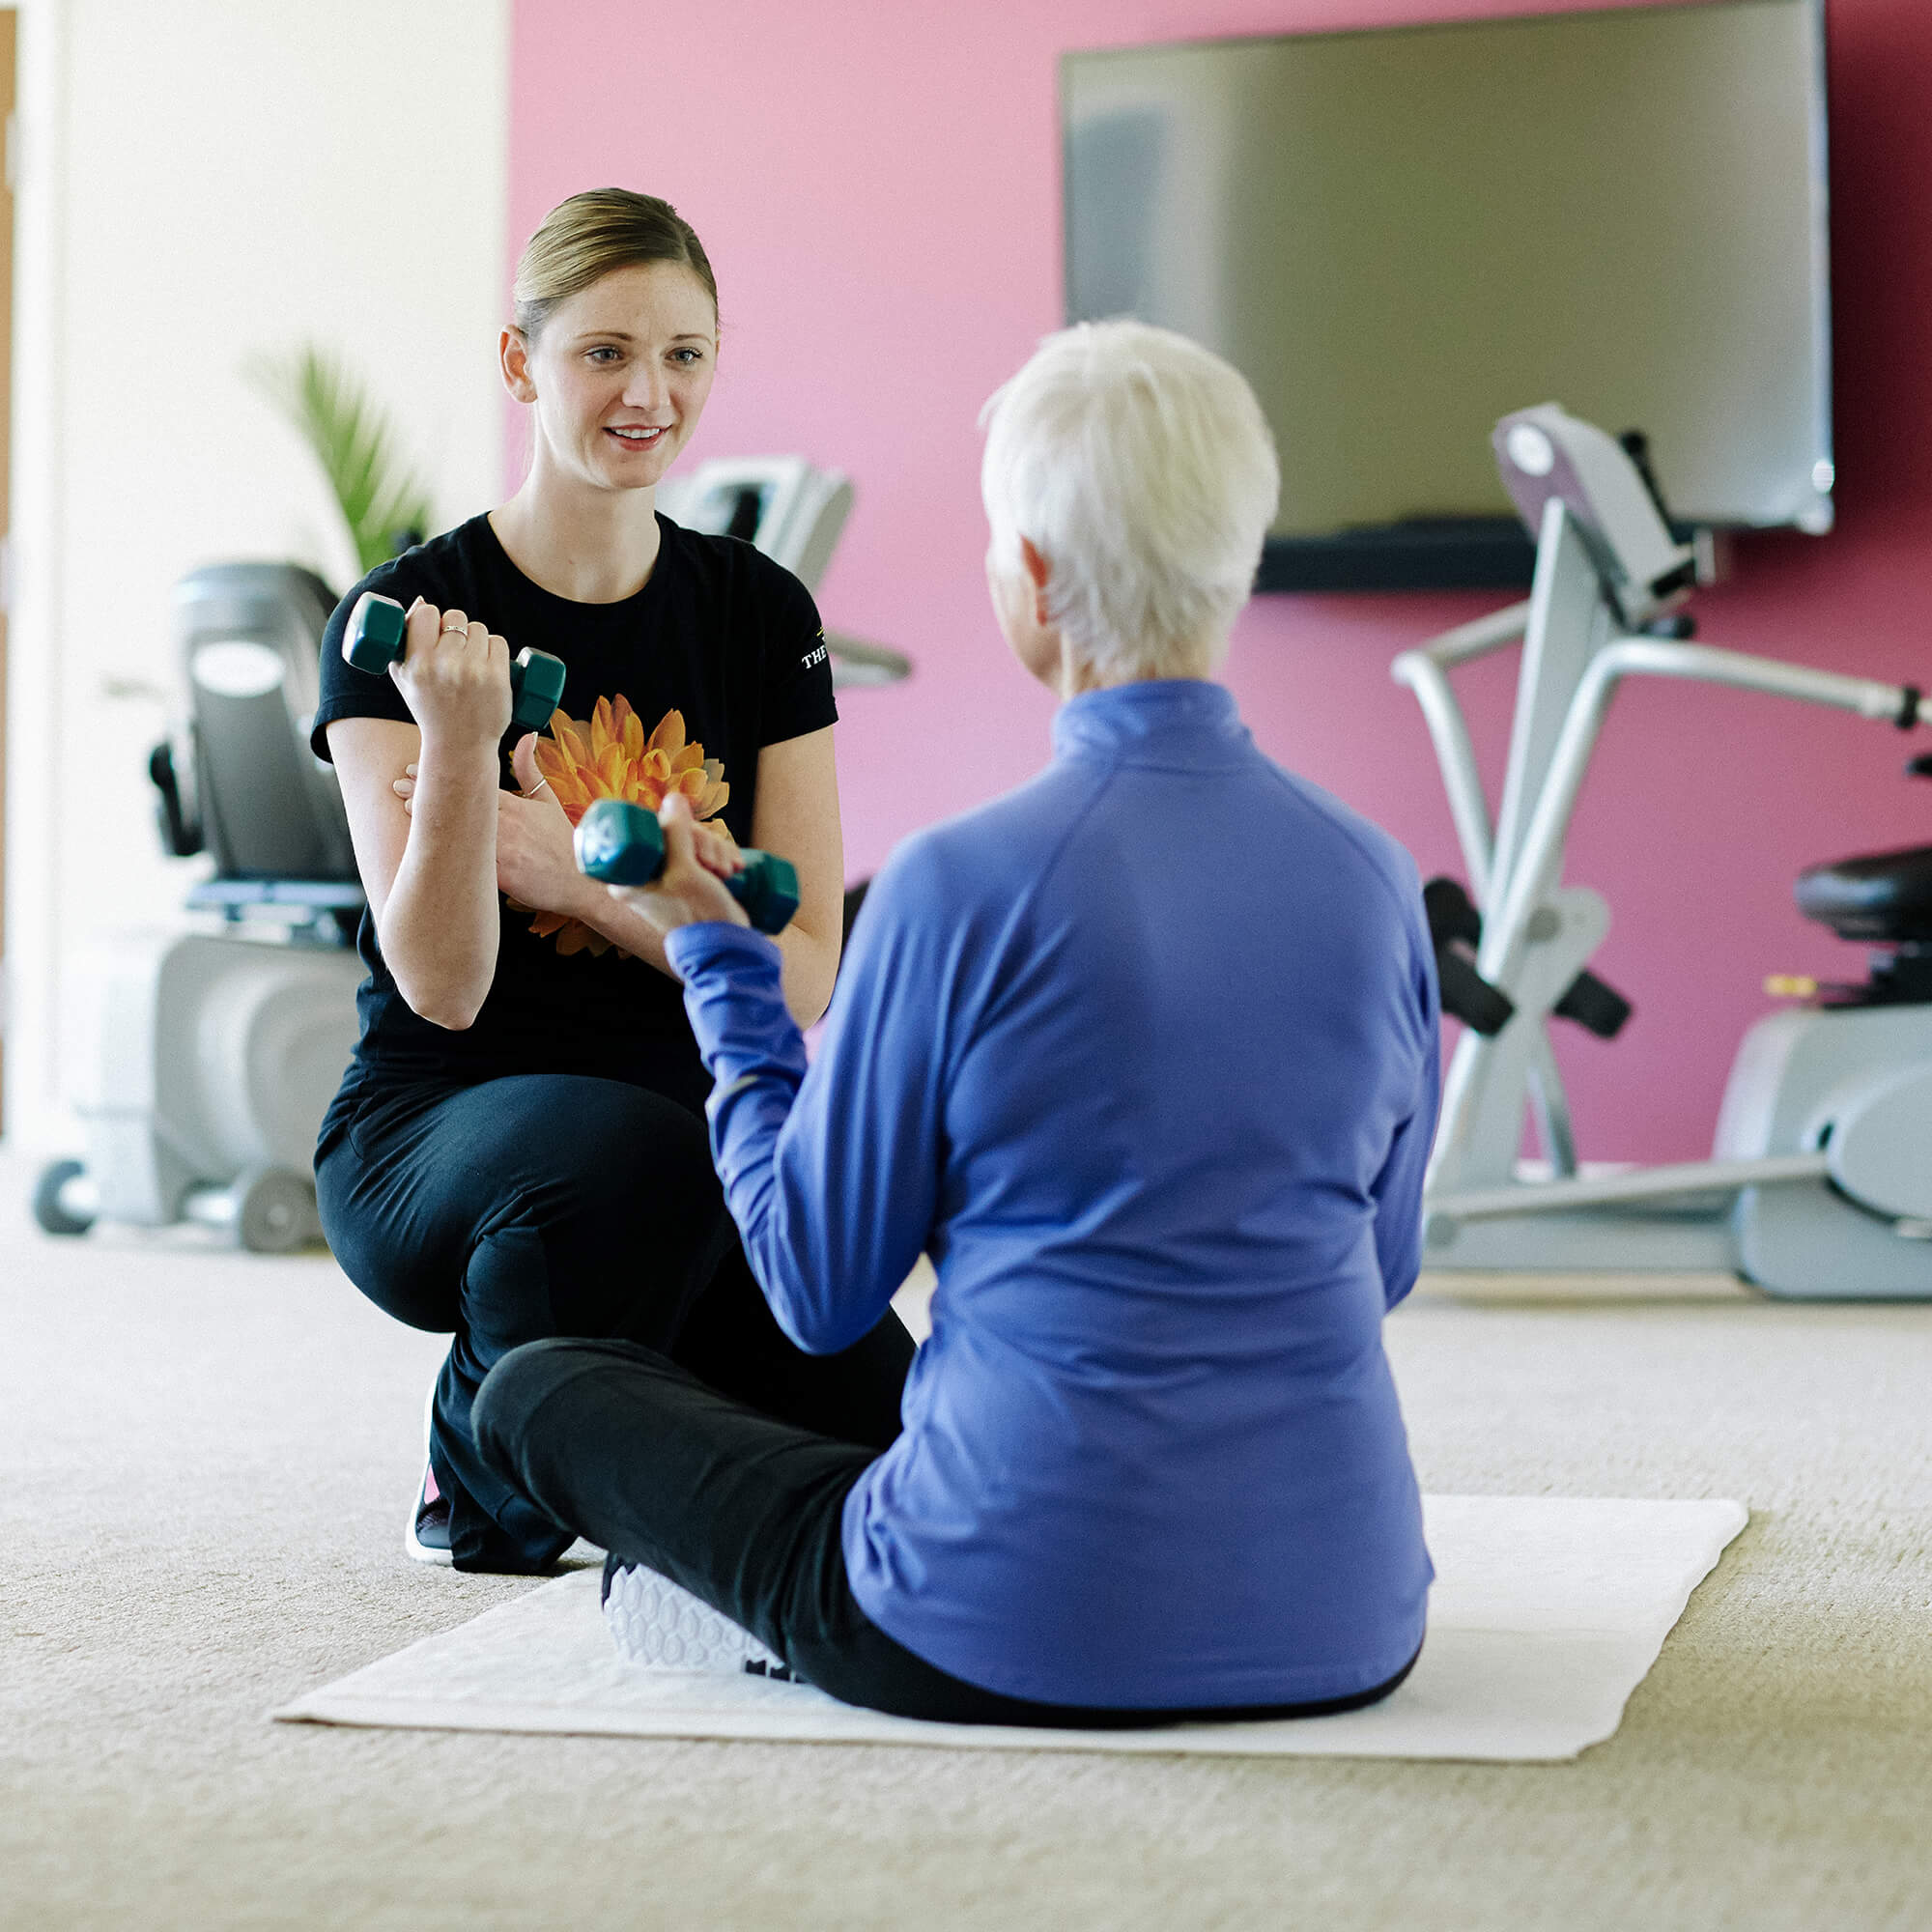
[1051, 678, 1250, 768]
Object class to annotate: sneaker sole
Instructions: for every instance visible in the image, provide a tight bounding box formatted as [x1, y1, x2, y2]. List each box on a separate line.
[603, 1563, 794, 1679]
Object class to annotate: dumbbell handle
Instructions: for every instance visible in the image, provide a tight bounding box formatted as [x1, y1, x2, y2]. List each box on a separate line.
[573, 797, 800, 935]
[343, 591, 566, 737]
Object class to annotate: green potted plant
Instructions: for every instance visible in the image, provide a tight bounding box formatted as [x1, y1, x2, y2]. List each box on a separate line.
[251, 344, 433, 573]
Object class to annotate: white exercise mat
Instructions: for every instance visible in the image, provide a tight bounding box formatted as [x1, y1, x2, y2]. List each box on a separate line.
[274, 1495, 1746, 1762]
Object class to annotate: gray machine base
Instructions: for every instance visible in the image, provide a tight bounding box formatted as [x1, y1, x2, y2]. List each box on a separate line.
[52, 927, 362, 1253]
[1423, 1005, 1932, 1299]
[1422, 1204, 1736, 1274]
[1421, 1189, 1932, 1299]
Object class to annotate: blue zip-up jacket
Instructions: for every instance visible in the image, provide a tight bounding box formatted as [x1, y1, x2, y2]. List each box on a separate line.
[666, 678, 1438, 1708]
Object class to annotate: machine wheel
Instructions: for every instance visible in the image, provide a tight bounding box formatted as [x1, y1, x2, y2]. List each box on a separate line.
[32, 1159, 97, 1236]
[235, 1167, 318, 1254]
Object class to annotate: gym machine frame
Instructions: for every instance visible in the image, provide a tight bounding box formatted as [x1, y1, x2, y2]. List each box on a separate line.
[1396, 409, 1932, 1291]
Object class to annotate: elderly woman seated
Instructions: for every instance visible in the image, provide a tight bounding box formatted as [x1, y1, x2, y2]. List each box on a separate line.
[473, 321, 1439, 1727]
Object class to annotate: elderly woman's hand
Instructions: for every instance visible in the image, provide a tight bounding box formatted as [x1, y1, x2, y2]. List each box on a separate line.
[605, 793, 751, 936]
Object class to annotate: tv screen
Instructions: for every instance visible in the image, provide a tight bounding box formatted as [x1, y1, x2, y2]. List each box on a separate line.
[1063, 0, 1833, 591]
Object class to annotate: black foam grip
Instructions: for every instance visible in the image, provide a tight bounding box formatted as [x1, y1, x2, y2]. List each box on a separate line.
[1553, 969, 1634, 1039]
[1423, 875, 1483, 949]
[1435, 945, 1516, 1037]
[148, 741, 203, 859]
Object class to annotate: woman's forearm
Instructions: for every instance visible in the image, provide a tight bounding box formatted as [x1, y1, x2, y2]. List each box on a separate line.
[666, 912, 938, 1354]
[572, 889, 838, 1022]
[563, 890, 678, 978]
[748, 729, 844, 1028]
[381, 729, 504, 1028]
[771, 918, 839, 1027]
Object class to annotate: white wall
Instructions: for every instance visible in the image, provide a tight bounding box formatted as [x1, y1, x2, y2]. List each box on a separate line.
[5, 0, 511, 1150]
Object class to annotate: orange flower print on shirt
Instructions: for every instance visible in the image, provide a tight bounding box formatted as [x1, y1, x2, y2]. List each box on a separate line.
[523, 697, 733, 957]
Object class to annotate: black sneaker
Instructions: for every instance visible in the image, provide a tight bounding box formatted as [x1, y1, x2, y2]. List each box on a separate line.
[406, 1463, 454, 1565]
[405, 1378, 454, 1566]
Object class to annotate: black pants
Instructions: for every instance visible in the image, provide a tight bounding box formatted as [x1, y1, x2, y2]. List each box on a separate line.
[317, 1068, 914, 1572]
[473, 1336, 1422, 1729]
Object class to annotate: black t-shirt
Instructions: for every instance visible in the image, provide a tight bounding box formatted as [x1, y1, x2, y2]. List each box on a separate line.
[311, 512, 837, 1093]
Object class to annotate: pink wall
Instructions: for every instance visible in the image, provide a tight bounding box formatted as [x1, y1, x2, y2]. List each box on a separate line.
[510, 0, 1932, 1162]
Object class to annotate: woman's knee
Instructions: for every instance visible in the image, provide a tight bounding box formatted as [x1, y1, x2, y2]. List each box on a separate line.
[472, 1337, 595, 1480]
[473, 1336, 681, 1478]
[520, 1080, 718, 1204]
[546, 1122, 725, 1264]
[315, 1149, 456, 1333]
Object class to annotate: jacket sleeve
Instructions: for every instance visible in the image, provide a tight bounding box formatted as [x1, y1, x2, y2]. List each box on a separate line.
[665, 852, 949, 1353]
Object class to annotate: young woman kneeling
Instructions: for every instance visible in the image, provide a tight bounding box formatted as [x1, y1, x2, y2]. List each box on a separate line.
[472, 321, 1440, 1726]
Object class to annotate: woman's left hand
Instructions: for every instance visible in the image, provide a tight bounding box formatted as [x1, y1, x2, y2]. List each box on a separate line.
[494, 736, 596, 917]
[392, 735, 600, 921]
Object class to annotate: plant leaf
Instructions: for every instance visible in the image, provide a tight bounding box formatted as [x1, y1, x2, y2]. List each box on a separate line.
[248, 344, 434, 574]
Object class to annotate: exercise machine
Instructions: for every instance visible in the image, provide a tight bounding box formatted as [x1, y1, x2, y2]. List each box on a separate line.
[1398, 405, 1932, 1297]
[656, 457, 911, 688]
[37, 563, 368, 1251]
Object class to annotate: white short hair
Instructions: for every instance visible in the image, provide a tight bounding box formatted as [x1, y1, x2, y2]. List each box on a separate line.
[980, 321, 1280, 682]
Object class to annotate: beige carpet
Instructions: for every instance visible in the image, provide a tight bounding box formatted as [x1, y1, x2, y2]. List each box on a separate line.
[3, 1154, 1929, 1931]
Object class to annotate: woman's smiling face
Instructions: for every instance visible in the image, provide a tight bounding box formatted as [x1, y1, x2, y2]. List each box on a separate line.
[512, 260, 719, 493]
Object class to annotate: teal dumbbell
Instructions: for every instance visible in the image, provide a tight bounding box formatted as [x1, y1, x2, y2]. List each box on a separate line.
[344, 591, 567, 736]
[573, 797, 801, 935]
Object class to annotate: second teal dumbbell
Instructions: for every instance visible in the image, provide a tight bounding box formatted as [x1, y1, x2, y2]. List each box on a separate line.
[573, 797, 801, 935]
[345, 591, 567, 736]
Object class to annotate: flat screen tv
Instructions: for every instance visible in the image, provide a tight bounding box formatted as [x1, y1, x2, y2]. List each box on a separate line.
[1062, 0, 1833, 592]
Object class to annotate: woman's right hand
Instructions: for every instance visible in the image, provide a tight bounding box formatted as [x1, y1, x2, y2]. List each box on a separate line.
[390, 598, 513, 750]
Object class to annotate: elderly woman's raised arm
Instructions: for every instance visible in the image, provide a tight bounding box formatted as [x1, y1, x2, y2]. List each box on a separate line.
[667, 848, 952, 1353]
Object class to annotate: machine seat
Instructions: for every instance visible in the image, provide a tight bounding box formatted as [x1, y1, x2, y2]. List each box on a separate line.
[1795, 846, 1932, 943]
